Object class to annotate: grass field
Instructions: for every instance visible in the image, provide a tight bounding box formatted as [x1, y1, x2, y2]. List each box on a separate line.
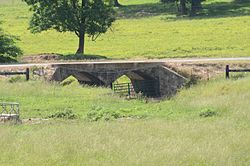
[0, 0, 250, 165]
[0, 0, 250, 59]
[0, 74, 250, 165]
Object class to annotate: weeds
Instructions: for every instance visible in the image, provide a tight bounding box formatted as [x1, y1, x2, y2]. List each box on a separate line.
[199, 108, 217, 118]
[47, 109, 77, 119]
[8, 76, 25, 83]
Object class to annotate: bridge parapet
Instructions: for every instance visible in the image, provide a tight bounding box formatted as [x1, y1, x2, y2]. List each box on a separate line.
[47, 62, 186, 97]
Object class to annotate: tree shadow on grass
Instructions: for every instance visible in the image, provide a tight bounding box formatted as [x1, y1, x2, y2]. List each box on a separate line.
[60, 54, 108, 60]
[164, 0, 250, 21]
[117, 1, 250, 20]
[117, 2, 177, 19]
[199, 0, 250, 19]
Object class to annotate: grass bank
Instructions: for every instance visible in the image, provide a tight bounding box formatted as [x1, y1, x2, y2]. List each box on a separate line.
[0, 76, 250, 166]
[0, 74, 249, 165]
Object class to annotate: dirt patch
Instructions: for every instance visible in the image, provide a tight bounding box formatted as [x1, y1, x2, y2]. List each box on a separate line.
[21, 53, 108, 63]
[21, 53, 62, 63]
[165, 61, 250, 80]
[22, 118, 49, 125]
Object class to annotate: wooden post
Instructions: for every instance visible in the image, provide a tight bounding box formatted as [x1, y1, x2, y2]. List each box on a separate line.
[110, 83, 113, 90]
[128, 83, 131, 97]
[207, 69, 209, 81]
[226, 65, 229, 79]
[26, 68, 30, 81]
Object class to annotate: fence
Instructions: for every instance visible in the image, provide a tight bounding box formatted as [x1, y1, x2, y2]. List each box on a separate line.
[112, 80, 159, 98]
[113, 82, 135, 97]
[0, 68, 30, 80]
[226, 65, 250, 79]
[0, 102, 20, 122]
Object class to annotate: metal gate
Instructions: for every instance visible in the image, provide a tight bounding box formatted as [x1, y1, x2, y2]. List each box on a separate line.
[113, 82, 135, 97]
[112, 80, 159, 97]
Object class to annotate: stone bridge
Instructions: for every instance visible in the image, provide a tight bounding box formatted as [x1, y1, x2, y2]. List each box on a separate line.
[46, 61, 187, 97]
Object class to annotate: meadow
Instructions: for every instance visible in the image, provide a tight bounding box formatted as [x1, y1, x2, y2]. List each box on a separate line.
[0, 0, 250, 59]
[0, 74, 250, 165]
[0, 0, 250, 165]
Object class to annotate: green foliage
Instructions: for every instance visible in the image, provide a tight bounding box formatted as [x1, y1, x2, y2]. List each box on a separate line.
[86, 108, 123, 121]
[0, 23, 22, 62]
[160, 0, 176, 3]
[47, 109, 77, 119]
[8, 76, 26, 83]
[86, 105, 146, 121]
[60, 76, 78, 86]
[199, 108, 217, 117]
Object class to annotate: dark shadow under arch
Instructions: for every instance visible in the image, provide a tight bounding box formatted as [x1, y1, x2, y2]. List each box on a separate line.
[112, 70, 160, 97]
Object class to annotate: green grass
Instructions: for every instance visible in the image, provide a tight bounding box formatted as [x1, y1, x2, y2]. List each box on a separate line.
[0, 74, 250, 165]
[0, 0, 250, 59]
[0, 74, 250, 119]
[0, 0, 250, 164]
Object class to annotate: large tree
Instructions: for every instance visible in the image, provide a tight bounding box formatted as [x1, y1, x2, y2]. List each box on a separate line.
[23, 0, 116, 55]
[0, 23, 22, 62]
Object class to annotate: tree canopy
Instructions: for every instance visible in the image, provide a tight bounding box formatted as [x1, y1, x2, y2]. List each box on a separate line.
[0, 23, 22, 62]
[23, 0, 116, 55]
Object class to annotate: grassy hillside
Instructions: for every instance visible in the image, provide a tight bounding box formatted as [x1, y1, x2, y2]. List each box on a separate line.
[0, 0, 249, 59]
[0, 74, 250, 165]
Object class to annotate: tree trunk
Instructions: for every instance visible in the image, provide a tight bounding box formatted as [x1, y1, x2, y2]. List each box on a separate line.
[180, 0, 187, 15]
[114, 0, 122, 7]
[191, 0, 202, 16]
[76, 32, 85, 55]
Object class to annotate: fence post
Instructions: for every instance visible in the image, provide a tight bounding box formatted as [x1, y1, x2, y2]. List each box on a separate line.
[128, 83, 131, 97]
[26, 68, 30, 81]
[226, 65, 230, 79]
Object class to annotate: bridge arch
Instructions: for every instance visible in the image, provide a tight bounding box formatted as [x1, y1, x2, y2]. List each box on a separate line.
[50, 63, 187, 98]
[111, 70, 160, 97]
[52, 68, 105, 86]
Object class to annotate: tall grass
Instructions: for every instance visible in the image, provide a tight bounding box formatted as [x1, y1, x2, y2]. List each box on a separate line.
[0, 75, 249, 165]
[0, 118, 249, 165]
[0, 74, 250, 119]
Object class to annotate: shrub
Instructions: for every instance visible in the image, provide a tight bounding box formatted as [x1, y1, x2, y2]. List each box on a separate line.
[160, 0, 176, 3]
[199, 108, 217, 118]
[0, 22, 22, 63]
[47, 109, 77, 119]
[8, 76, 25, 83]
[86, 109, 123, 121]
[60, 76, 78, 86]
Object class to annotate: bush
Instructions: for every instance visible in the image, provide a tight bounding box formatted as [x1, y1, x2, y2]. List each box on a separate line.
[160, 0, 176, 3]
[0, 23, 22, 63]
[199, 108, 217, 118]
[47, 109, 77, 119]
[86, 107, 123, 121]
[86, 106, 146, 121]
[8, 76, 26, 83]
[60, 76, 78, 86]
